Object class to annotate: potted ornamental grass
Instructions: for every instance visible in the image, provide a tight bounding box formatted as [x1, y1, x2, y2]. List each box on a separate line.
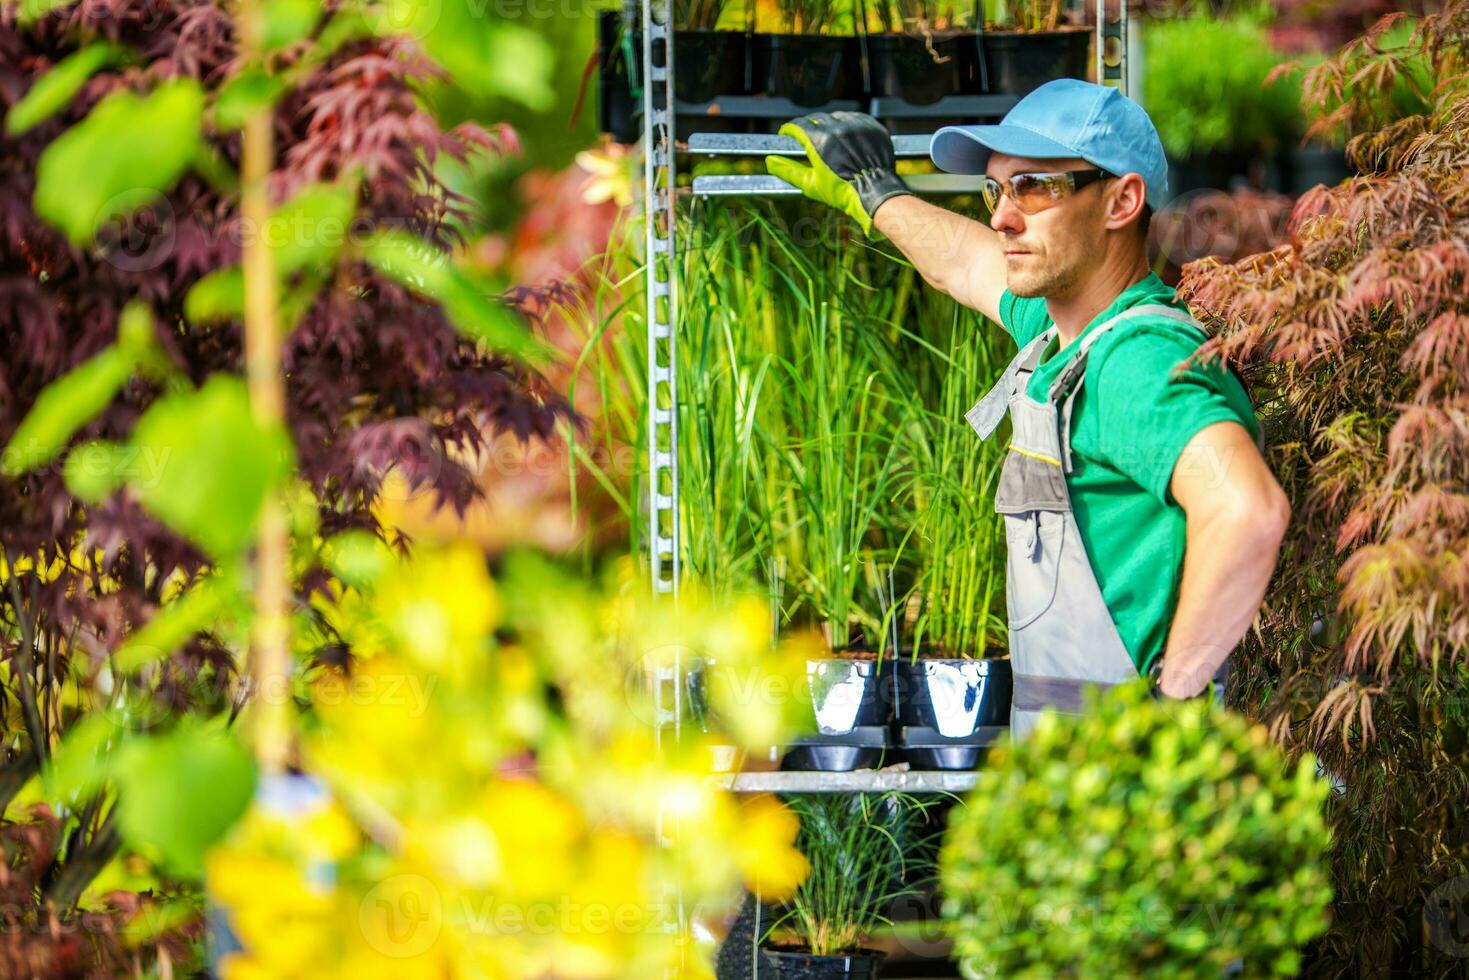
[603, 201, 909, 771]
[674, 0, 750, 103]
[764, 227, 912, 772]
[980, 0, 1090, 96]
[865, 0, 978, 104]
[894, 299, 1012, 770]
[756, 0, 862, 106]
[762, 791, 938, 978]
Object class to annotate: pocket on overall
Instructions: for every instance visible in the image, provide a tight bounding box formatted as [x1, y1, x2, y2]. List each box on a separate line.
[1004, 512, 1064, 629]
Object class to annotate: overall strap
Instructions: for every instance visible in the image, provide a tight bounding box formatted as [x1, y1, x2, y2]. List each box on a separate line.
[965, 327, 1056, 440]
[1047, 304, 1196, 471]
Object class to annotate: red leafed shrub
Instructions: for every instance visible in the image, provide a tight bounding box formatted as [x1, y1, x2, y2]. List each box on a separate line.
[0, 2, 569, 689]
[0, 2, 572, 966]
[0, 806, 197, 977]
[1178, 6, 1469, 972]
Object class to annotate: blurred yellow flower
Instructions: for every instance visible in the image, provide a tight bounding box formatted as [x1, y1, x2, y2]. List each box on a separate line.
[577, 144, 633, 208]
[733, 794, 809, 900]
[374, 542, 499, 682]
[207, 547, 817, 979]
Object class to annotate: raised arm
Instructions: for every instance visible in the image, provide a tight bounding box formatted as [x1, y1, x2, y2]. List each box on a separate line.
[871, 194, 1007, 324]
[764, 111, 1007, 324]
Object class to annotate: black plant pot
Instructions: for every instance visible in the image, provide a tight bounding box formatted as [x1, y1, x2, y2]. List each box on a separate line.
[1167, 149, 1258, 197]
[866, 32, 965, 105]
[675, 29, 749, 104]
[763, 947, 886, 980]
[1286, 142, 1352, 195]
[596, 11, 640, 144]
[980, 27, 1090, 96]
[895, 657, 1011, 770]
[754, 34, 859, 107]
[781, 657, 895, 772]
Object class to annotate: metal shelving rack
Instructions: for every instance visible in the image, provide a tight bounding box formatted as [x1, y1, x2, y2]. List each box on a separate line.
[638, 0, 1130, 616]
[634, 3, 1130, 971]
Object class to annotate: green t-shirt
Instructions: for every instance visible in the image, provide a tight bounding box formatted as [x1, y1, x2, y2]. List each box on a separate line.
[997, 273, 1259, 675]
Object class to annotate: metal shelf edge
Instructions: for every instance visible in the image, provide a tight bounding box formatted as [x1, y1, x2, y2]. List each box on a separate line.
[692, 173, 983, 197]
[716, 769, 979, 793]
[687, 132, 935, 158]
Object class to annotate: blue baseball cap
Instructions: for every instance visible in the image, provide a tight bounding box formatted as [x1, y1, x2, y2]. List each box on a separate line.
[930, 79, 1169, 209]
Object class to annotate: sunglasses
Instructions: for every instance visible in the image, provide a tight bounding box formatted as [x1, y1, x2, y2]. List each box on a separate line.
[980, 168, 1116, 216]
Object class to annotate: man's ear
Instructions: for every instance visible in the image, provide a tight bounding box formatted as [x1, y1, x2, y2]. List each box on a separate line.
[1104, 173, 1148, 232]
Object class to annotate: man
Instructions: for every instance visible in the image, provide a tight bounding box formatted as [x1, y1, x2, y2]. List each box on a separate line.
[764, 79, 1290, 736]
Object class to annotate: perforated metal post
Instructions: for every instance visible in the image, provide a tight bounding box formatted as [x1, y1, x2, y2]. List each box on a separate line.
[641, 0, 680, 605]
[1096, 0, 1129, 95]
[639, 4, 687, 973]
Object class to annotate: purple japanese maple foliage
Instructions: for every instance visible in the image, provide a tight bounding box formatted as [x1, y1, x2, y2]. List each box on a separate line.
[0, 1, 570, 699]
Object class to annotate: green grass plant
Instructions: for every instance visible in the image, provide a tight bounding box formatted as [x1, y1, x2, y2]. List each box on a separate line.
[894, 288, 1009, 658]
[566, 195, 1012, 658]
[767, 791, 942, 956]
[673, 0, 734, 31]
[768, 0, 855, 35]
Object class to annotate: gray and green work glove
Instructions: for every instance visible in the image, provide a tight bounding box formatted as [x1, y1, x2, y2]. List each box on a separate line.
[764, 111, 913, 239]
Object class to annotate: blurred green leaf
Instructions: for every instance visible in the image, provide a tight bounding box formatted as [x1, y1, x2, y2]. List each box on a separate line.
[263, 0, 321, 50]
[363, 230, 549, 364]
[63, 440, 132, 502]
[184, 182, 356, 327]
[213, 69, 288, 131]
[480, 24, 555, 112]
[128, 376, 294, 557]
[267, 179, 359, 276]
[17, 0, 73, 24]
[42, 709, 123, 804]
[323, 530, 392, 588]
[34, 78, 203, 244]
[389, 0, 553, 110]
[114, 724, 255, 878]
[5, 43, 125, 135]
[193, 141, 240, 195]
[116, 301, 155, 356]
[184, 267, 244, 325]
[116, 300, 180, 381]
[2, 346, 133, 475]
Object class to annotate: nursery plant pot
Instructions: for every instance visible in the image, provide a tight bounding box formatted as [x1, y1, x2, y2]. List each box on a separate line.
[781, 656, 895, 772]
[866, 32, 965, 105]
[763, 947, 886, 979]
[754, 34, 859, 107]
[1286, 142, 1352, 194]
[674, 29, 748, 104]
[596, 11, 640, 144]
[980, 27, 1090, 96]
[1167, 149, 1257, 197]
[895, 656, 1011, 770]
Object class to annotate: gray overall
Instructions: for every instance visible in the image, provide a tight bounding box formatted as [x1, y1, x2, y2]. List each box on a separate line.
[966, 304, 1230, 739]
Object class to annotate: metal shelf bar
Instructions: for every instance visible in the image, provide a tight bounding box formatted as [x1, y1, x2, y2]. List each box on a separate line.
[675, 95, 861, 117]
[693, 173, 986, 197]
[718, 768, 979, 794]
[867, 94, 1019, 118]
[687, 132, 938, 158]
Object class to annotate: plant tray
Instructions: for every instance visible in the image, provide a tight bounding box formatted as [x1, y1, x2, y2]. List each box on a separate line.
[898, 724, 1007, 772]
[781, 725, 890, 773]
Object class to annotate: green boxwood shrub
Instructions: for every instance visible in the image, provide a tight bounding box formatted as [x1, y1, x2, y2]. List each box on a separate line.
[940, 681, 1333, 978]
